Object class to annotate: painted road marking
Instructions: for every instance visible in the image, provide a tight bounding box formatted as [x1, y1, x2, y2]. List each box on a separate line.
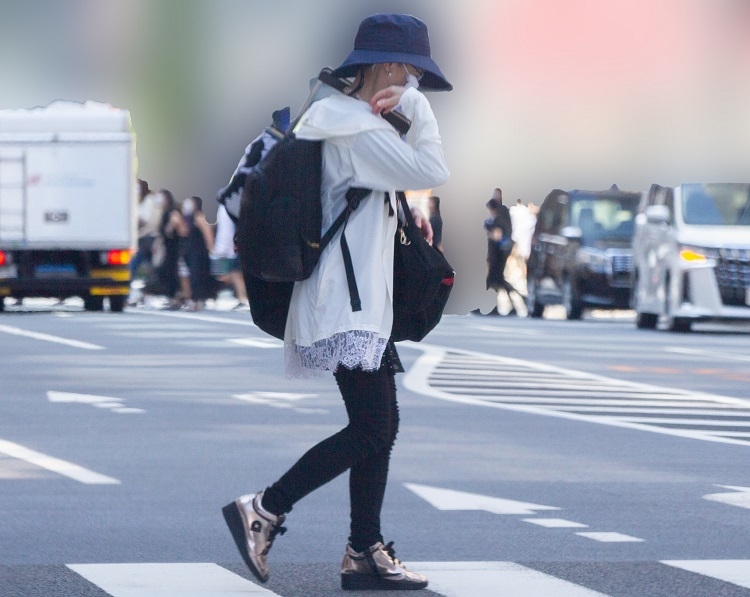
[48, 391, 145, 414]
[401, 343, 750, 448]
[135, 309, 257, 327]
[662, 560, 750, 589]
[416, 561, 608, 596]
[228, 337, 283, 348]
[405, 483, 560, 516]
[665, 347, 750, 363]
[523, 518, 589, 528]
[0, 438, 119, 484]
[46, 560, 750, 595]
[67, 563, 277, 596]
[0, 324, 104, 350]
[703, 485, 750, 510]
[0, 454, 56, 480]
[406, 484, 639, 544]
[470, 324, 543, 336]
[576, 532, 644, 543]
[233, 392, 326, 414]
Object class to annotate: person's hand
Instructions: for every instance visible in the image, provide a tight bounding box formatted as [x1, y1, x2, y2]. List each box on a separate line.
[489, 228, 503, 242]
[370, 85, 406, 115]
[411, 207, 433, 245]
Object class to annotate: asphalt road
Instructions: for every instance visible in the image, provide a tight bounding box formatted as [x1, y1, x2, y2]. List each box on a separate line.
[1, 301, 749, 596]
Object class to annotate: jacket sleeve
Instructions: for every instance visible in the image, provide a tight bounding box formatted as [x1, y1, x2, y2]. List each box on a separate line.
[348, 88, 449, 192]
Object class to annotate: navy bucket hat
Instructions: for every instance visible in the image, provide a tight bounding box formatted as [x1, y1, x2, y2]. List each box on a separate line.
[332, 13, 452, 92]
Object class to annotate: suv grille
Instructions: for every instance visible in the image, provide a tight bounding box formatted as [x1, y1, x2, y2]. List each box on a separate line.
[611, 253, 633, 275]
[607, 251, 633, 287]
[715, 249, 750, 306]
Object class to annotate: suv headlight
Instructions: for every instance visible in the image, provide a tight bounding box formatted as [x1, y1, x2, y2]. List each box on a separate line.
[578, 247, 610, 273]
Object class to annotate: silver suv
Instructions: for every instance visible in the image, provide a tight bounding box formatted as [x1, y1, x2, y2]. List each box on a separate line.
[632, 183, 750, 331]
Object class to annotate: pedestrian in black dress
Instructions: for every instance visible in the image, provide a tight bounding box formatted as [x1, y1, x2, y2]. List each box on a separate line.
[180, 196, 214, 310]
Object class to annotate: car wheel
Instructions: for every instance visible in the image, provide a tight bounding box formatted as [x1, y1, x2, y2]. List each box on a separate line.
[633, 271, 658, 329]
[109, 296, 126, 313]
[84, 295, 104, 312]
[664, 274, 691, 332]
[562, 277, 583, 320]
[526, 277, 544, 318]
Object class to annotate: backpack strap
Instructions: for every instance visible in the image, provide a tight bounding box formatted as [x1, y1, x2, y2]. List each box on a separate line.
[318, 187, 371, 312]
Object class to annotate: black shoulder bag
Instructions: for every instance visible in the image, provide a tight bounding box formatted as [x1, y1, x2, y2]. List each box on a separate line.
[391, 192, 455, 342]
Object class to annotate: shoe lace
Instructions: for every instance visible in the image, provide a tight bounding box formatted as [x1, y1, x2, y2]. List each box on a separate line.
[261, 516, 287, 556]
[382, 541, 403, 567]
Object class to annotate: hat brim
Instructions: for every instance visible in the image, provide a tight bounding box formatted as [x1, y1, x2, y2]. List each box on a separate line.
[332, 49, 452, 92]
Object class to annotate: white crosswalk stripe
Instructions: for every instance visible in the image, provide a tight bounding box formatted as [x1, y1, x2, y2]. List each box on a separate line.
[662, 560, 750, 589]
[68, 563, 277, 596]
[60, 561, 750, 596]
[403, 345, 750, 447]
[416, 562, 608, 596]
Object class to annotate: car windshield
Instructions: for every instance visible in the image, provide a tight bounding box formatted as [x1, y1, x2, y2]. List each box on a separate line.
[570, 195, 638, 240]
[681, 183, 750, 226]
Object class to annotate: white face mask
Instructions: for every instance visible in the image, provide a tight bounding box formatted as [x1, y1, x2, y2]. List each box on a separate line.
[403, 64, 420, 90]
[182, 200, 194, 216]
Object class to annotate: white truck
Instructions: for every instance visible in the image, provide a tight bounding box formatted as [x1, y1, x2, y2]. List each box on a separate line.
[0, 101, 137, 312]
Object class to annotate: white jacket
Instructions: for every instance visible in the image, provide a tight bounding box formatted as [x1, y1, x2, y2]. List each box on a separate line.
[285, 87, 449, 376]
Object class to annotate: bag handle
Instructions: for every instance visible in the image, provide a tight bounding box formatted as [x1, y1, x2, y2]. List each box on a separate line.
[394, 191, 416, 235]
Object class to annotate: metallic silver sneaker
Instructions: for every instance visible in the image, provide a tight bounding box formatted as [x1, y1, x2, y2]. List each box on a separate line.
[221, 491, 286, 583]
[341, 541, 428, 591]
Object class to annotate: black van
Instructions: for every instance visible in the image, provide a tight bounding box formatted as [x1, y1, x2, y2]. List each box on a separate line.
[526, 186, 641, 319]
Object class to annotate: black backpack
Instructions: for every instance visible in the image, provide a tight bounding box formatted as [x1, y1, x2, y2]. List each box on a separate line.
[218, 70, 380, 339]
[218, 70, 454, 343]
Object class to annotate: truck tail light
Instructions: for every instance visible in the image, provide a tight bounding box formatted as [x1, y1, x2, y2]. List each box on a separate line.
[0, 251, 6, 266]
[107, 250, 131, 266]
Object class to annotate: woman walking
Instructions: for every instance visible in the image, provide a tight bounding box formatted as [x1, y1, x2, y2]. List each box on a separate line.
[222, 13, 451, 591]
[181, 196, 214, 311]
[143, 189, 186, 308]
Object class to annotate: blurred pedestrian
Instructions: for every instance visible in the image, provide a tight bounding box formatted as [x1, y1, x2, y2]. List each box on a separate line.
[143, 189, 186, 308]
[221, 12, 451, 591]
[428, 195, 443, 252]
[485, 189, 526, 316]
[509, 198, 536, 284]
[180, 196, 214, 311]
[130, 179, 160, 281]
[211, 203, 248, 308]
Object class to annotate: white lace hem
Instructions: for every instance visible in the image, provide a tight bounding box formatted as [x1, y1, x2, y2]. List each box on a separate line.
[285, 330, 388, 378]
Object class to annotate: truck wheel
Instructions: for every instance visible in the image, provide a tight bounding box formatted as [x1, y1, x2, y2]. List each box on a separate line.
[109, 296, 126, 313]
[636, 312, 658, 329]
[668, 316, 691, 332]
[84, 295, 104, 312]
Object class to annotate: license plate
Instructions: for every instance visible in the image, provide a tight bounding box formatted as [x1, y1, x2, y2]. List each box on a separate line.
[35, 264, 77, 279]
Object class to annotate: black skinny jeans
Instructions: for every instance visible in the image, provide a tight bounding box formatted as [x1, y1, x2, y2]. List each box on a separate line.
[262, 361, 400, 552]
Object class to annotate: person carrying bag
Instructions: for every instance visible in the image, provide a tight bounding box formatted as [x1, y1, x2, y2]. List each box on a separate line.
[221, 13, 452, 591]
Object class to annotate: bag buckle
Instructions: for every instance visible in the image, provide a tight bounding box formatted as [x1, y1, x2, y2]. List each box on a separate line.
[399, 227, 411, 246]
